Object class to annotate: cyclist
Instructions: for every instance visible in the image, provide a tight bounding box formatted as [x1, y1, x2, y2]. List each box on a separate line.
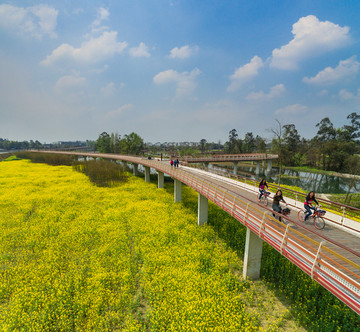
[272, 189, 287, 221]
[258, 179, 269, 201]
[304, 191, 319, 221]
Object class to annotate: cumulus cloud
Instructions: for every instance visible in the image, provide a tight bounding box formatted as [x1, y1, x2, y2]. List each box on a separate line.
[303, 56, 360, 85]
[0, 4, 58, 39]
[41, 31, 128, 66]
[275, 104, 308, 115]
[106, 104, 134, 118]
[227, 56, 264, 92]
[129, 42, 150, 57]
[270, 15, 350, 70]
[153, 68, 201, 97]
[91, 7, 109, 31]
[169, 45, 199, 59]
[246, 84, 285, 101]
[54, 75, 86, 93]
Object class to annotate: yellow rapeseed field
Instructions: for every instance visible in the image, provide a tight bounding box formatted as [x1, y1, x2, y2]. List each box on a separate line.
[0, 160, 300, 331]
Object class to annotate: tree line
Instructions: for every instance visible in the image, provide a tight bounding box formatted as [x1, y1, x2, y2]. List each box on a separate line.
[2, 112, 359, 174]
[95, 132, 144, 155]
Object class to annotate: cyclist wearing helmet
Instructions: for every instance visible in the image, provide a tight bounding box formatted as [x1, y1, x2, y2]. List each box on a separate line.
[304, 191, 319, 221]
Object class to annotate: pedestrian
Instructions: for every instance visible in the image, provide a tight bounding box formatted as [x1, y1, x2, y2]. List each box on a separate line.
[170, 159, 174, 167]
[176, 159, 179, 167]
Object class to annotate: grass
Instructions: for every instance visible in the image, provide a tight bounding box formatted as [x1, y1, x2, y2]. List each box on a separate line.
[16, 151, 75, 166]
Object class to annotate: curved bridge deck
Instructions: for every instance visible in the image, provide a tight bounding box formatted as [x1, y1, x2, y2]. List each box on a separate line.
[36, 151, 360, 315]
[180, 153, 278, 163]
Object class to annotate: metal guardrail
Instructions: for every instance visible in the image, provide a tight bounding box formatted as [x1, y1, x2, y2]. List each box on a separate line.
[180, 153, 278, 163]
[186, 163, 360, 231]
[33, 151, 360, 314]
[142, 159, 360, 315]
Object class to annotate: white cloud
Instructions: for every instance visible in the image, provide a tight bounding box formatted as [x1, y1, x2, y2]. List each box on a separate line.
[339, 88, 360, 101]
[303, 56, 360, 85]
[270, 15, 350, 70]
[275, 104, 308, 115]
[169, 45, 199, 59]
[246, 84, 285, 101]
[92, 7, 109, 27]
[100, 82, 116, 97]
[318, 89, 328, 96]
[153, 68, 201, 97]
[129, 42, 150, 58]
[0, 4, 58, 39]
[54, 75, 86, 93]
[106, 104, 134, 118]
[227, 56, 264, 92]
[41, 31, 128, 66]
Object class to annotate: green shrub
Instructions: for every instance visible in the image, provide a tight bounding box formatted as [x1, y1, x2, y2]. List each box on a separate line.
[73, 160, 128, 187]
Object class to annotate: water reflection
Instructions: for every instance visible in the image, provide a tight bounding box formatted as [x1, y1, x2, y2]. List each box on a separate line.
[210, 164, 358, 194]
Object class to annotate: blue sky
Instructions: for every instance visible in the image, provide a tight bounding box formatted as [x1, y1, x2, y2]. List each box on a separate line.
[1, 1, 360, 144]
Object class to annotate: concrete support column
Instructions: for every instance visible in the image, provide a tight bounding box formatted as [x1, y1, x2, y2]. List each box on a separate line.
[133, 163, 138, 176]
[243, 228, 263, 280]
[197, 193, 208, 226]
[233, 161, 238, 175]
[203, 162, 209, 169]
[83, 156, 87, 161]
[266, 161, 272, 174]
[174, 179, 182, 203]
[255, 162, 260, 175]
[144, 166, 150, 182]
[157, 171, 164, 188]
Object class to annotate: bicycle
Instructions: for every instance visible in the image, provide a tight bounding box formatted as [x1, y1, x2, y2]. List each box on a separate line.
[298, 206, 326, 229]
[257, 190, 270, 206]
[272, 204, 291, 222]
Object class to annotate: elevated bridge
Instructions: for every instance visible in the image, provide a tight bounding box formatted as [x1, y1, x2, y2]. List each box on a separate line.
[33, 151, 360, 315]
[180, 153, 278, 175]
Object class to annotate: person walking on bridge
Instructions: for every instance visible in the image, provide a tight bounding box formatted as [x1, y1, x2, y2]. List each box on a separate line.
[258, 179, 268, 201]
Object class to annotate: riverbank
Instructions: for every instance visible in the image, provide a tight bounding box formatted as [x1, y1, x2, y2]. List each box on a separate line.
[284, 166, 360, 180]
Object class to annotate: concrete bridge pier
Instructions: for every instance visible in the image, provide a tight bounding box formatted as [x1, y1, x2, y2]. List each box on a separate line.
[266, 161, 272, 175]
[255, 162, 260, 175]
[144, 166, 150, 182]
[233, 162, 238, 175]
[203, 162, 209, 169]
[83, 156, 87, 161]
[157, 171, 164, 188]
[174, 179, 182, 202]
[197, 193, 208, 226]
[133, 163, 139, 176]
[242, 228, 263, 280]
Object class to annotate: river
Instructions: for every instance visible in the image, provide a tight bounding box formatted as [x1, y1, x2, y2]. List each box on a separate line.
[211, 163, 359, 194]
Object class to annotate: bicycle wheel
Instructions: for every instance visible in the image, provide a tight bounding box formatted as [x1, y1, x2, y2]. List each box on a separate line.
[314, 216, 325, 230]
[298, 210, 305, 222]
[264, 196, 268, 206]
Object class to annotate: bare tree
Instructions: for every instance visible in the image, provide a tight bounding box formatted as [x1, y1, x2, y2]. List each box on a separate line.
[270, 119, 283, 186]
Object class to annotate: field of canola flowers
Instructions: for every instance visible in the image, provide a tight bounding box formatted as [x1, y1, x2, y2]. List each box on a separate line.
[0, 159, 359, 331]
